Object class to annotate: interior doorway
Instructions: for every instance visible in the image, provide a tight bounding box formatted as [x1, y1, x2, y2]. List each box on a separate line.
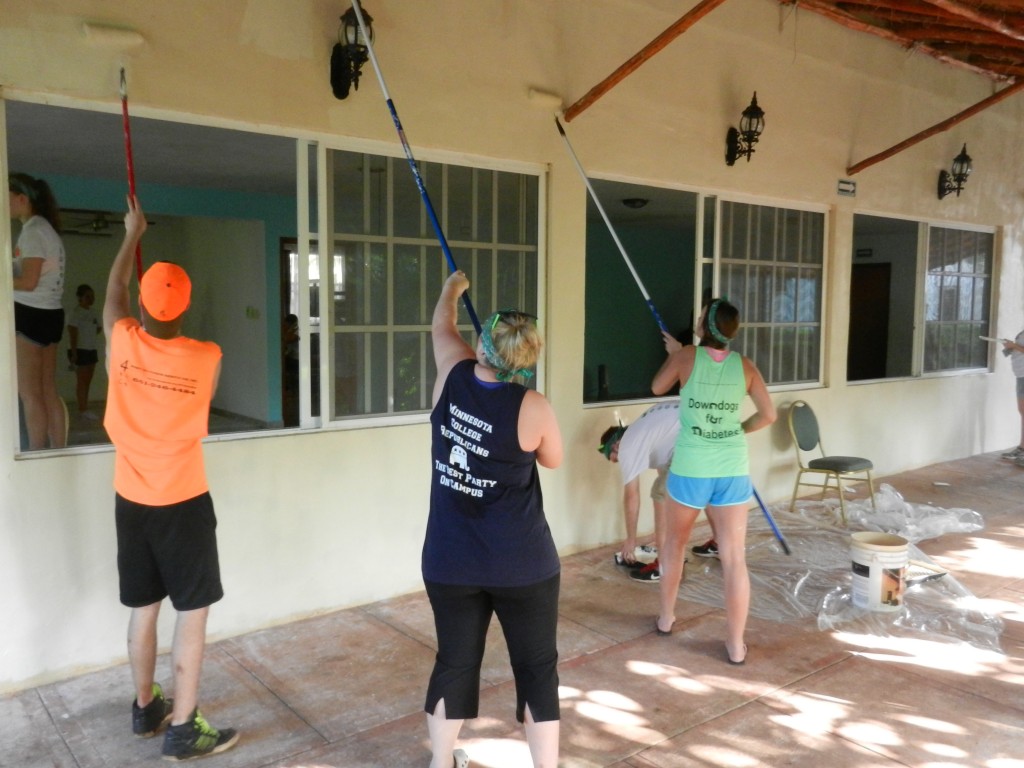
[848, 262, 891, 381]
[279, 239, 321, 426]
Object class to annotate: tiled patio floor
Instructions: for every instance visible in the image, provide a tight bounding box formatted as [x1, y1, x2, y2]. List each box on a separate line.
[4, 452, 1022, 767]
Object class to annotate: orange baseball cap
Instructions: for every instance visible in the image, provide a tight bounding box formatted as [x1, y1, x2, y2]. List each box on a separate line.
[140, 262, 191, 321]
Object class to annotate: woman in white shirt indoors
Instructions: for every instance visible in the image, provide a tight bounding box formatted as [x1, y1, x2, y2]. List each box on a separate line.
[9, 173, 67, 449]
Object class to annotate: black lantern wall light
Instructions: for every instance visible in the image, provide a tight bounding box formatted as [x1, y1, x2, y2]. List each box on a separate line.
[938, 143, 973, 200]
[331, 6, 374, 100]
[725, 92, 765, 166]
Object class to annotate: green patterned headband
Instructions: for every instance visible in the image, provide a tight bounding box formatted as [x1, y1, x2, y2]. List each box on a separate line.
[707, 298, 731, 346]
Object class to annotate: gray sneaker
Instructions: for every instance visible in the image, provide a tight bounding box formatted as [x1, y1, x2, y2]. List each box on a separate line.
[1001, 446, 1024, 460]
[1015, 456, 1024, 469]
[453, 748, 470, 768]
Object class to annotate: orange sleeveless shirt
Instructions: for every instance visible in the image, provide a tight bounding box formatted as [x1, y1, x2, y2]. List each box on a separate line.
[104, 318, 222, 505]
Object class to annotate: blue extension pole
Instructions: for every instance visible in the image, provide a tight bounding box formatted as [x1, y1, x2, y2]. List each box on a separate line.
[555, 118, 668, 334]
[752, 487, 791, 555]
[350, 0, 482, 335]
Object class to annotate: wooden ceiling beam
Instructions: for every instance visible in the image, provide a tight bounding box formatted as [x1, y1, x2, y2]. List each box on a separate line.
[899, 26, 1024, 47]
[781, 0, 1007, 79]
[562, 0, 729, 123]
[919, 0, 1024, 43]
[846, 78, 1024, 175]
[835, 0, 969, 23]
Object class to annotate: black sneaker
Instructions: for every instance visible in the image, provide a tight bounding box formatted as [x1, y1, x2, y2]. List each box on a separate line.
[614, 552, 645, 570]
[630, 559, 661, 582]
[132, 683, 174, 738]
[161, 708, 239, 762]
[691, 539, 719, 558]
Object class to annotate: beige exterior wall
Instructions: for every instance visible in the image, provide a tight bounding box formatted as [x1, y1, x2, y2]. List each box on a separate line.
[1, 0, 1022, 691]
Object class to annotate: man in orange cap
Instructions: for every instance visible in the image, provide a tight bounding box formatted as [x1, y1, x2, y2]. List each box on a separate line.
[103, 195, 239, 762]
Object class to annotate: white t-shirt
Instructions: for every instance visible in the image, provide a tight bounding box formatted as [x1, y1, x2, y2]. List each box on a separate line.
[1012, 330, 1024, 378]
[69, 304, 101, 351]
[617, 402, 680, 485]
[13, 216, 65, 310]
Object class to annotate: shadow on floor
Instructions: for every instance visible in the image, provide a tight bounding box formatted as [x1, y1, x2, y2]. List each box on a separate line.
[4, 452, 1023, 767]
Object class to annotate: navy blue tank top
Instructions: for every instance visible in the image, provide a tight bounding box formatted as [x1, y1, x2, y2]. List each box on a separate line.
[422, 359, 560, 587]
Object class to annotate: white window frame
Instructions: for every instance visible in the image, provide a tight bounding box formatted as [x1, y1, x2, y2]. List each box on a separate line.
[305, 137, 549, 430]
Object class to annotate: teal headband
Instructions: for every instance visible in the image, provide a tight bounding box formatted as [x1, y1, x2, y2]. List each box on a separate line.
[480, 310, 537, 382]
[707, 298, 731, 346]
[8, 175, 33, 201]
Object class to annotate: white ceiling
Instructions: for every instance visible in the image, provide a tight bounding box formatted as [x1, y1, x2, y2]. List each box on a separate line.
[5, 100, 296, 198]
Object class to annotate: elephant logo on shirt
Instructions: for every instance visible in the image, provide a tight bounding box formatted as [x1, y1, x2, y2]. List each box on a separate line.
[450, 445, 469, 471]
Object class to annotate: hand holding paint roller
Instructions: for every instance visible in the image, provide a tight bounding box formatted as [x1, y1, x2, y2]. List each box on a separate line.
[981, 335, 1020, 358]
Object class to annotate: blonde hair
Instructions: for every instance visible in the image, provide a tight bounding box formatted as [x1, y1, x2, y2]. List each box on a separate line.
[483, 311, 542, 379]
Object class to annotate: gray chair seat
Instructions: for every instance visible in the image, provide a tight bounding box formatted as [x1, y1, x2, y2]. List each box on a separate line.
[808, 456, 873, 473]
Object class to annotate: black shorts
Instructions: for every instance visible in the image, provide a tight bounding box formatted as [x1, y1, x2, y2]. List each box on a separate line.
[15, 302, 64, 346]
[116, 492, 224, 611]
[74, 349, 99, 367]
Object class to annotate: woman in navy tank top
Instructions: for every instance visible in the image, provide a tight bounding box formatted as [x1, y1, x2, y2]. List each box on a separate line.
[422, 270, 563, 768]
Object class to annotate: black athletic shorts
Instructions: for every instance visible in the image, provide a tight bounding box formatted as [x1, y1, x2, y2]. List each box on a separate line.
[15, 302, 64, 346]
[74, 349, 99, 367]
[116, 492, 224, 611]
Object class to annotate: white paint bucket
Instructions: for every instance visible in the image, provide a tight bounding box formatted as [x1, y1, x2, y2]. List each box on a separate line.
[851, 532, 908, 611]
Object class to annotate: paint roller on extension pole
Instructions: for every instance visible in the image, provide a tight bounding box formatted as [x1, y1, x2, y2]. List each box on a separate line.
[555, 117, 668, 335]
[349, 0, 482, 335]
[119, 67, 143, 284]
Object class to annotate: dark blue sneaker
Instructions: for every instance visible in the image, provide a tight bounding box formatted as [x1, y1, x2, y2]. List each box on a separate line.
[161, 708, 239, 762]
[132, 683, 173, 738]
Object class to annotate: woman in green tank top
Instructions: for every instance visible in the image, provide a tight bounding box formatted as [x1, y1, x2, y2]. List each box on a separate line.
[650, 299, 776, 665]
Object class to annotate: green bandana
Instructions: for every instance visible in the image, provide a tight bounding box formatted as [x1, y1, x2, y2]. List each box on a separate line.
[598, 426, 627, 458]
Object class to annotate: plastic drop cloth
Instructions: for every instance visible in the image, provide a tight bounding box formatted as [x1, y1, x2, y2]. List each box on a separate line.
[677, 484, 1004, 652]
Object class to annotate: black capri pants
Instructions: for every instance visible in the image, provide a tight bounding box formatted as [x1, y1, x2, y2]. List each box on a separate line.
[424, 572, 560, 723]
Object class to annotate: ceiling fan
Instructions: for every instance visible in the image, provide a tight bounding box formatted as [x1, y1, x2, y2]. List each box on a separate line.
[60, 208, 153, 237]
[61, 208, 118, 237]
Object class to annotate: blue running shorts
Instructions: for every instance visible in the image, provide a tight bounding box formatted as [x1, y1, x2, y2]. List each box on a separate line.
[666, 473, 752, 509]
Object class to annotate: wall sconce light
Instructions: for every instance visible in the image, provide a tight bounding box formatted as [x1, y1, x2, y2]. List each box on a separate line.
[330, 5, 374, 100]
[725, 92, 765, 166]
[938, 143, 973, 200]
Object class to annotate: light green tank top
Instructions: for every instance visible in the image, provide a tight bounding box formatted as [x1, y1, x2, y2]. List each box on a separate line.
[670, 348, 748, 478]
